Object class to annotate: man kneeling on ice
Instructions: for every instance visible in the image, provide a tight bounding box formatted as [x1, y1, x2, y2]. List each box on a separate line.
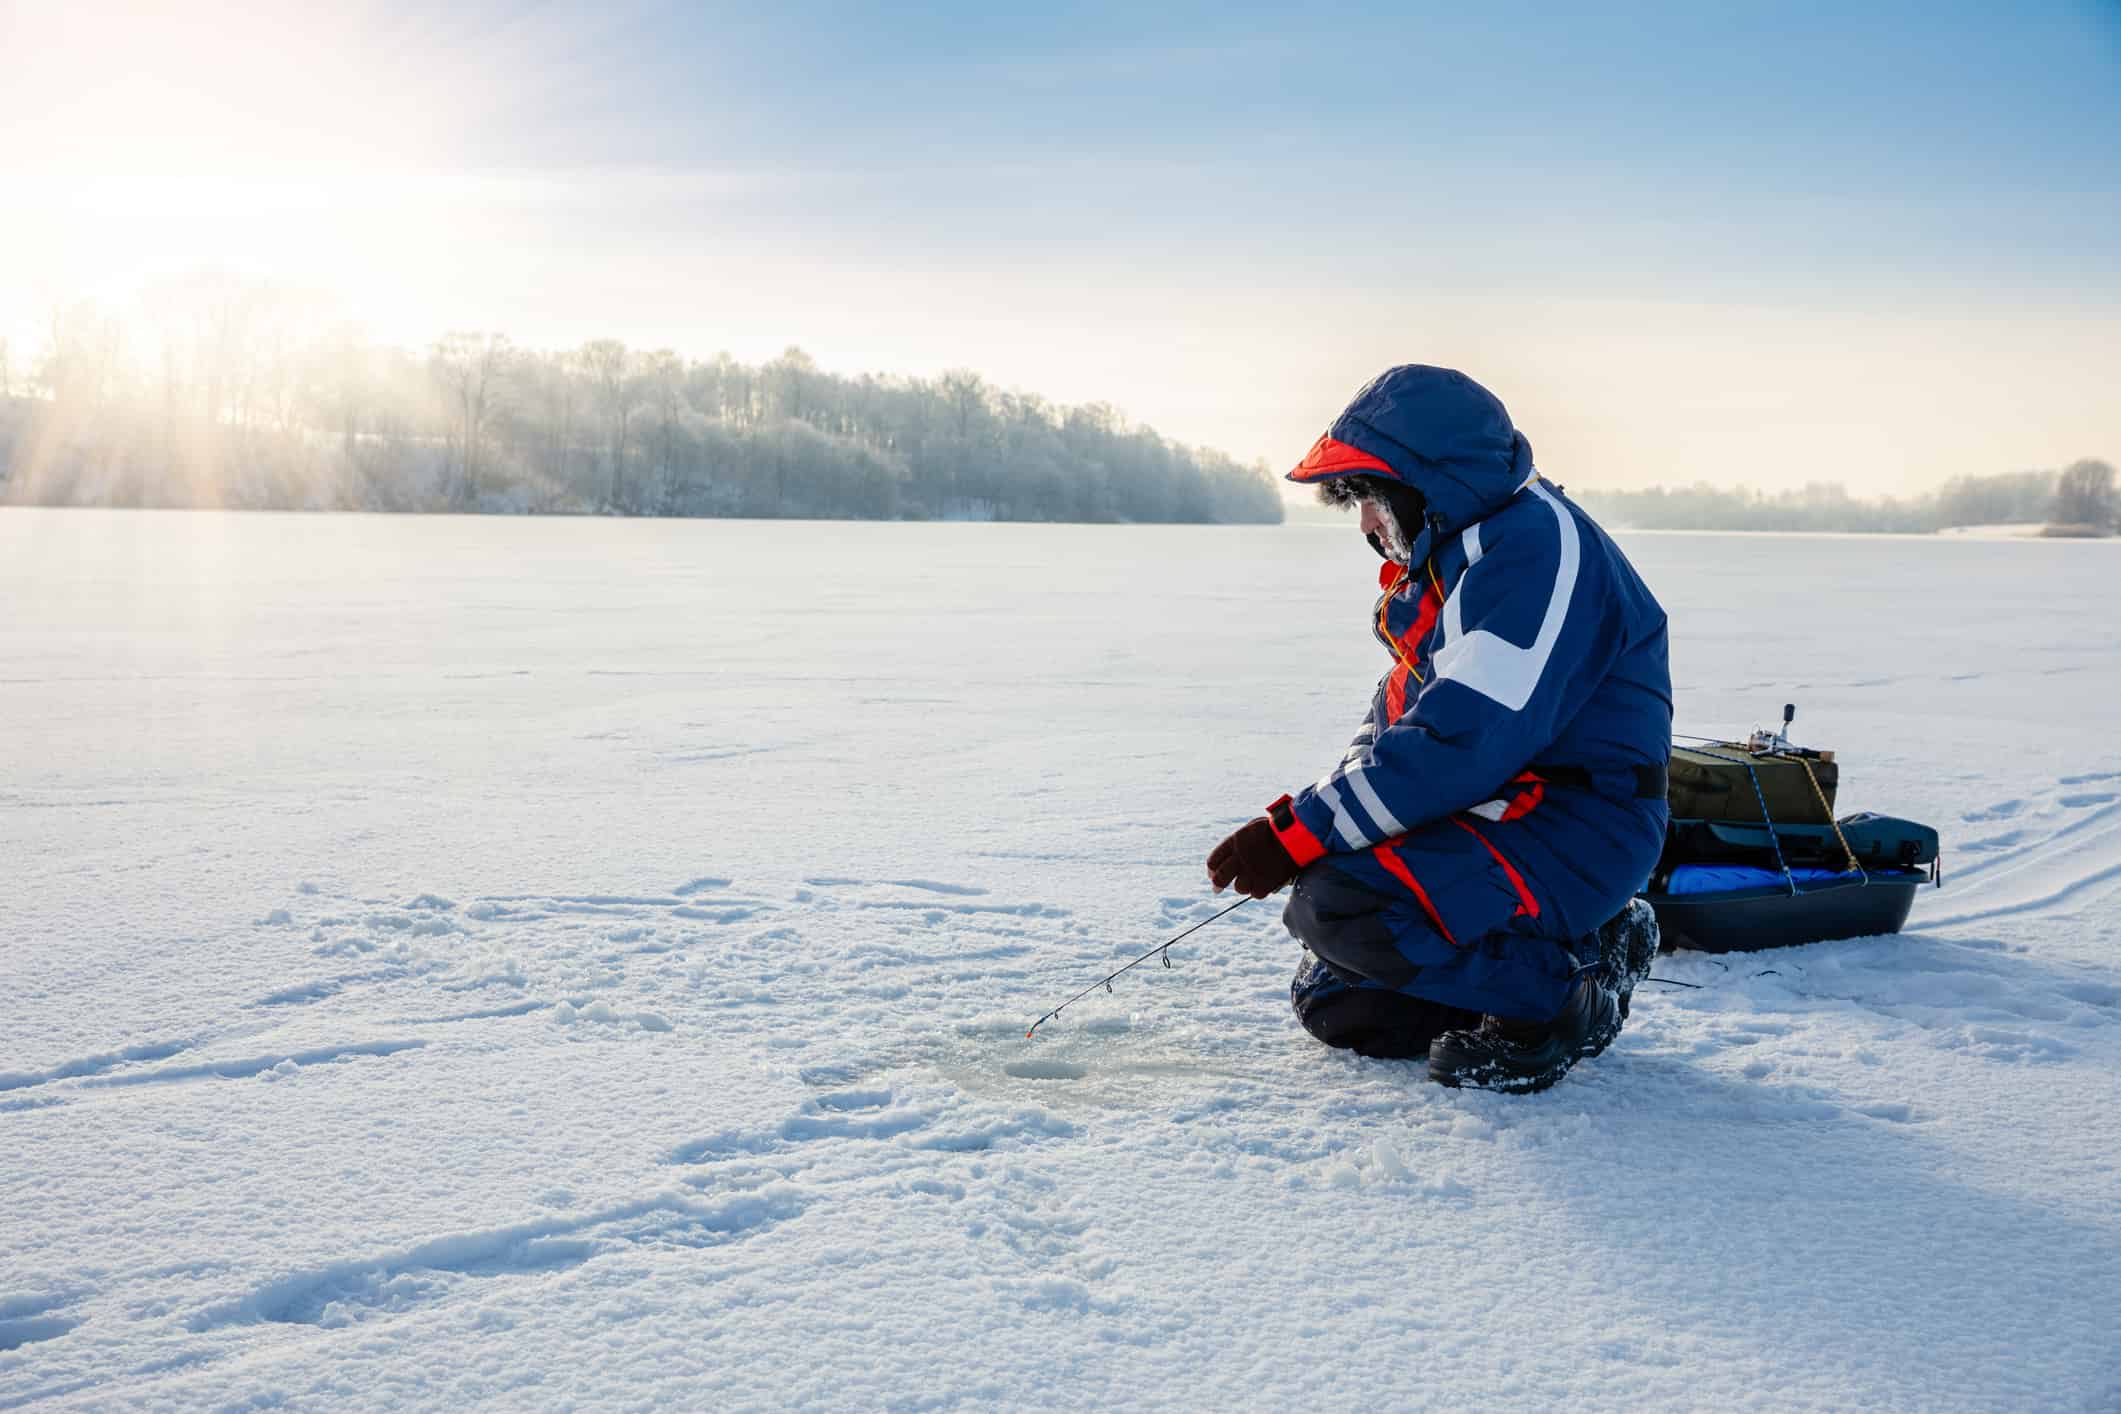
[1208, 365, 1670, 1093]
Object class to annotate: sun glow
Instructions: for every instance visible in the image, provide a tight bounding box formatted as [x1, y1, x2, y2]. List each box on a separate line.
[5, 2, 2112, 497]
[0, 0, 498, 344]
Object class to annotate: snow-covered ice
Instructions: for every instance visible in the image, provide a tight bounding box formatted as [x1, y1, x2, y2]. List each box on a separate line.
[3, 509, 2118, 1409]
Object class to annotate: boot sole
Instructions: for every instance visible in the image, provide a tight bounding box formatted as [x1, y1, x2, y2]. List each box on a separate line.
[1428, 985, 1623, 1093]
[1430, 1057, 1565, 1095]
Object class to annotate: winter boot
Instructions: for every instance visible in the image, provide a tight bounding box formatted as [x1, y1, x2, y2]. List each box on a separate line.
[1597, 897, 1661, 1021]
[1425, 972, 1623, 1095]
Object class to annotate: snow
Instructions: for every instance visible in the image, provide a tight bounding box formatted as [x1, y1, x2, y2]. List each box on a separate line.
[3, 509, 2119, 1409]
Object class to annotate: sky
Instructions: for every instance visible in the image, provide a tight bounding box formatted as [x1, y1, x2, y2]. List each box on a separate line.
[2, 0, 2116, 494]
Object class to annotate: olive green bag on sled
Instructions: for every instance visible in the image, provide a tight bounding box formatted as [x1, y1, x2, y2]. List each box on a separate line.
[1666, 743, 1838, 826]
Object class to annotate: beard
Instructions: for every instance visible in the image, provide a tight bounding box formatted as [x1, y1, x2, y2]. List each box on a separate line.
[1365, 505, 1415, 565]
[1320, 473, 1426, 565]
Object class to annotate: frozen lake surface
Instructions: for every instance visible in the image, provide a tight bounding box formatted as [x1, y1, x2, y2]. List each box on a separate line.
[4, 509, 2119, 1409]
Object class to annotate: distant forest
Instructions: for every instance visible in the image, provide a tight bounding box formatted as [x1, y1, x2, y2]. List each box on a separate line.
[2, 285, 2109, 535]
[1573, 462, 2115, 535]
[0, 285, 1283, 524]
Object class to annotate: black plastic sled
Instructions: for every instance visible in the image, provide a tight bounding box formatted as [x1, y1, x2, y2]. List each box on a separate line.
[1639, 710, 1941, 955]
[1645, 869, 1925, 955]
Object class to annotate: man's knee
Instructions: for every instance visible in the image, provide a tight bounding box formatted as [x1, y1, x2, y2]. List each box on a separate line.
[1283, 864, 1420, 989]
[1291, 952, 1480, 1059]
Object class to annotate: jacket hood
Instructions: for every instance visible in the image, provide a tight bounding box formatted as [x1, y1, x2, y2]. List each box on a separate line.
[1287, 365, 1536, 536]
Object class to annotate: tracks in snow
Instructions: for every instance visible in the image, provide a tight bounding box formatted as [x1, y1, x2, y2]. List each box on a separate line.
[0, 1292, 86, 1354]
[1923, 772, 2121, 930]
[1, 865, 1116, 1404]
[0, 870, 1090, 1115]
[187, 1188, 810, 1333]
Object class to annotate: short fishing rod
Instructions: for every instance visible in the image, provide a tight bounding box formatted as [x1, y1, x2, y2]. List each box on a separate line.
[1024, 896, 1254, 1039]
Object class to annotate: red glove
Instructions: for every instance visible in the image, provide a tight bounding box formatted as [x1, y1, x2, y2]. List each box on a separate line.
[1207, 817, 1300, 898]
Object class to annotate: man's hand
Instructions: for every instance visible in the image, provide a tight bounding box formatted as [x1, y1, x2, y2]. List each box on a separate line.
[1207, 817, 1300, 898]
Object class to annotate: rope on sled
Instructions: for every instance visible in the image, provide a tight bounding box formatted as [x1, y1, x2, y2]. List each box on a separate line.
[1798, 755, 1868, 881]
[1696, 743, 1801, 898]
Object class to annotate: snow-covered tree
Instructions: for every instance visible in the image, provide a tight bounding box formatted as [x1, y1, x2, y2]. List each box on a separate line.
[430, 332, 512, 508]
[2051, 459, 2116, 530]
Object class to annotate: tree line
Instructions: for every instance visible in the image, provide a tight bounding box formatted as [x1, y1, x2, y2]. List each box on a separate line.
[3, 282, 2107, 535]
[0, 283, 1284, 525]
[1572, 462, 2115, 535]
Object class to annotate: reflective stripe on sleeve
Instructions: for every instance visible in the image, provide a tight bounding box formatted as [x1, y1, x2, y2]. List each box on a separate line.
[1342, 765, 1407, 839]
[1313, 780, 1368, 849]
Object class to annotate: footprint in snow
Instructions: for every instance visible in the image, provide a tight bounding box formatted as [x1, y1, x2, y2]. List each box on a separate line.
[799, 877, 1061, 919]
[665, 1079, 1074, 1166]
[0, 1293, 85, 1352]
[187, 1191, 809, 1332]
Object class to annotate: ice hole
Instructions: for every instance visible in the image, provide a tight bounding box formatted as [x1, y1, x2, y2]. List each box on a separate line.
[1003, 1059, 1089, 1082]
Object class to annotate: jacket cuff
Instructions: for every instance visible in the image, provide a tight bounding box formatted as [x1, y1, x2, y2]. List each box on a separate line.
[1266, 793, 1328, 867]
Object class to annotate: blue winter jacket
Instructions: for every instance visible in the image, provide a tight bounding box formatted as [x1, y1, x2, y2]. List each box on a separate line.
[1271, 366, 1673, 943]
